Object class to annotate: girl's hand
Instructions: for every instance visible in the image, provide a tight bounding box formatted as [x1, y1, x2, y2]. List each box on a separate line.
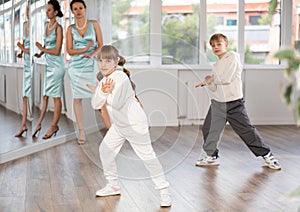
[101, 78, 114, 93]
[86, 82, 99, 94]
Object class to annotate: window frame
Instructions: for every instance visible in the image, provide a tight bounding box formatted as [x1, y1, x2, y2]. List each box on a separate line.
[148, 0, 291, 69]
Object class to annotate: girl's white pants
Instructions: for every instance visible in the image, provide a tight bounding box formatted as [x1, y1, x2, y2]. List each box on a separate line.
[99, 124, 169, 190]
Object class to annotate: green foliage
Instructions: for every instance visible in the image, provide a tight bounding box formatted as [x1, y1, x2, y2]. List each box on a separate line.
[268, 0, 278, 14]
[112, 0, 131, 27]
[274, 49, 300, 126]
[162, 8, 199, 64]
[258, 13, 272, 25]
[284, 85, 293, 105]
[244, 45, 264, 64]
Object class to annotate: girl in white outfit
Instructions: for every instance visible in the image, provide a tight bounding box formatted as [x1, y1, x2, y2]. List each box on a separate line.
[87, 45, 171, 207]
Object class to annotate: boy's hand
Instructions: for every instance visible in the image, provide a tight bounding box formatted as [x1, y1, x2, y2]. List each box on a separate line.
[86, 82, 99, 93]
[101, 78, 114, 93]
[205, 74, 214, 84]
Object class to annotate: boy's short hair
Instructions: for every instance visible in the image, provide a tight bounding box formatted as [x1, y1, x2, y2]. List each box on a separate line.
[209, 33, 228, 46]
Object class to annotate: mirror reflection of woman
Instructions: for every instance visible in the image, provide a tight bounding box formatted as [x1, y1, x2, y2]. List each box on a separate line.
[67, 0, 110, 145]
[33, 0, 65, 139]
[15, 2, 31, 137]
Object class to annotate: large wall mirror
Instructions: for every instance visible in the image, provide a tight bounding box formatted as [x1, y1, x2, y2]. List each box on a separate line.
[0, 0, 107, 163]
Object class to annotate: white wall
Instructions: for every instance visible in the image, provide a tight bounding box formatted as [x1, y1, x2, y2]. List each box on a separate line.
[0, 64, 296, 126]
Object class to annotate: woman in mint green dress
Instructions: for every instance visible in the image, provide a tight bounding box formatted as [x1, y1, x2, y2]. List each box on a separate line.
[33, 0, 65, 139]
[15, 4, 31, 137]
[67, 0, 110, 144]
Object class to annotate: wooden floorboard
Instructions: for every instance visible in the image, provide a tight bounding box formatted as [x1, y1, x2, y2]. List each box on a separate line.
[0, 105, 74, 154]
[0, 125, 299, 211]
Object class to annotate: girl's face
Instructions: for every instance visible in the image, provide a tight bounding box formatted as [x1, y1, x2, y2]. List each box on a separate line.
[210, 38, 228, 59]
[71, 2, 86, 19]
[46, 4, 57, 19]
[98, 57, 117, 76]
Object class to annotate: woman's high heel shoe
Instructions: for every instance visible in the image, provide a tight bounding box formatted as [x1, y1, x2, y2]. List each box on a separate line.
[42, 126, 59, 140]
[32, 125, 42, 138]
[15, 127, 28, 137]
[77, 129, 86, 145]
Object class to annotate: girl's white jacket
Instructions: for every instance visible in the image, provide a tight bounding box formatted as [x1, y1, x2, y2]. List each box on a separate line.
[91, 70, 148, 132]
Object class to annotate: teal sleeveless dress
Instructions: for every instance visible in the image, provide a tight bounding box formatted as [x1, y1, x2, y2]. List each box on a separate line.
[23, 22, 31, 98]
[43, 23, 65, 97]
[68, 20, 98, 98]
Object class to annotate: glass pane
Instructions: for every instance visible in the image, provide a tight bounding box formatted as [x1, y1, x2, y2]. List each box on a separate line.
[293, 1, 300, 53]
[161, 0, 199, 64]
[112, 0, 150, 65]
[0, 14, 4, 63]
[4, 10, 12, 63]
[206, 0, 238, 63]
[13, 6, 21, 63]
[244, 0, 281, 64]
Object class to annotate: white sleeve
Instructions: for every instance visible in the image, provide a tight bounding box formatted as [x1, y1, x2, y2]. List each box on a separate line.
[206, 81, 217, 92]
[213, 53, 241, 85]
[109, 73, 133, 110]
[91, 83, 109, 110]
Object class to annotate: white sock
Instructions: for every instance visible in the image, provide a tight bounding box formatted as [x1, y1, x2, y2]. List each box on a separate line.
[108, 179, 119, 187]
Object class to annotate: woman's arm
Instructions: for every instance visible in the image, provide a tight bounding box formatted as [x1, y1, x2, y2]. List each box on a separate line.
[17, 41, 30, 54]
[36, 25, 63, 56]
[82, 20, 103, 58]
[66, 25, 93, 56]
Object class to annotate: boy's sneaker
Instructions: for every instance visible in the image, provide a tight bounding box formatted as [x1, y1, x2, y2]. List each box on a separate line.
[95, 184, 121, 197]
[263, 152, 281, 170]
[160, 189, 172, 207]
[195, 155, 220, 166]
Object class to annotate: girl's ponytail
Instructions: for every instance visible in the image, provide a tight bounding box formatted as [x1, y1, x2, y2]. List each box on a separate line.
[118, 55, 142, 108]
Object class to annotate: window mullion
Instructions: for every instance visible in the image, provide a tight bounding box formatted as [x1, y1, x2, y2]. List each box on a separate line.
[238, 0, 245, 64]
[150, 0, 161, 67]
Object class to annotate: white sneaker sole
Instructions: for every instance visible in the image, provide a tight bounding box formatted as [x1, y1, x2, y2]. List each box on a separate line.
[160, 202, 172, 207]
[95, 191, 121, 197]
[195, 161, 220, 166]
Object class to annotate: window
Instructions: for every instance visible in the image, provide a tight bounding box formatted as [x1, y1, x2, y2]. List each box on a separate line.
[207, 0, 238, 63]
[244, 0, 281, 64]
[249, 15, 260, 25]
[112, 0, 150, 65]
[13, 6, 20, 63]
[161, 0, 200, 64]
[227, 19, 237, 26]
[4, 10, 12, 63]
[216, 16, 224, 25]
[0, 13, 4, 63]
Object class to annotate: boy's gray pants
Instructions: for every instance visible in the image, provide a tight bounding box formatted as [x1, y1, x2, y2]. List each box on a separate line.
[202, 99, 270, 157]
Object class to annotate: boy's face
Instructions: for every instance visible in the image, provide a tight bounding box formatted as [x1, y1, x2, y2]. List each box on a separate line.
[210, 38, 228, 58]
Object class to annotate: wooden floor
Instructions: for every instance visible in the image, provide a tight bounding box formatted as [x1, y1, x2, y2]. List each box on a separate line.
[0, 125, 300, 211]
[0, 105, 74, 154]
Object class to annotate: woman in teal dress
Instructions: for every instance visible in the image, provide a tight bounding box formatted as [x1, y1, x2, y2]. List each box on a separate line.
[15, 4, 31, 137]
[67, 0, 110, 144]
[33, 0, 65, 139]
